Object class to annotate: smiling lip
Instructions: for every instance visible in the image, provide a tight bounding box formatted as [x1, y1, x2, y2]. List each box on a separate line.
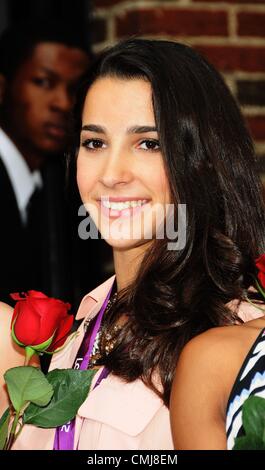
[96, 198, 151, 219]
[97, 196, 150, 202]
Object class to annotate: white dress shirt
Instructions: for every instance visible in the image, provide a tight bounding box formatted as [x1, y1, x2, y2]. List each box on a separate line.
[0, 127, 42, 224]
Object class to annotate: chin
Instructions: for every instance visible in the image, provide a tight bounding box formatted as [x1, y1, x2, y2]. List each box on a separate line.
[103, 237, 149, 251]
[99, 223, 152, 250]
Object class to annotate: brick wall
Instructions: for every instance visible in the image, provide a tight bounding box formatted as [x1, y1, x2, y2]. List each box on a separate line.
[90, 0, 265, 168]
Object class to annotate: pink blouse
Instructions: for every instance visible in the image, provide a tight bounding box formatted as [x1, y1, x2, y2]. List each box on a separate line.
[13, 275, 262, 450]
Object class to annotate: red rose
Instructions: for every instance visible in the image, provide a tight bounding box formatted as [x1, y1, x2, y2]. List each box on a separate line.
[255, 254, 265, 289]
[10, 290, 73, 353]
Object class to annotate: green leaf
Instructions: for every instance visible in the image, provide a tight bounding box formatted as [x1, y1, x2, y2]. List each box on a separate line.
[0, 408, 10, 450]
[4, 366, 54, 412]
[242, 396, 265, 438]
[233, 435, 265, 450]
[23, 368, 96, 428]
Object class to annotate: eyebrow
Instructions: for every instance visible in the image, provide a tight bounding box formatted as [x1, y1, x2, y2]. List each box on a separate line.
[38, 67, 58, 77]
[81, 124, 157, 134]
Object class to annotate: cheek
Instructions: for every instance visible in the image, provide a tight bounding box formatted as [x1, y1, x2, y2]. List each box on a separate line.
[12, 101, 39, 133]
[76, 156, 96, 203]
[15, 88, 45, 120]
[27, 99, 47, 126]
[152, 166, 171, 204]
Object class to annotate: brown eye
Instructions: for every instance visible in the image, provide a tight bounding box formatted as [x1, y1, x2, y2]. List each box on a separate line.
[81, 139, 106, 150]
[32, 77, 53, 89]
[139, 139, 160, 151]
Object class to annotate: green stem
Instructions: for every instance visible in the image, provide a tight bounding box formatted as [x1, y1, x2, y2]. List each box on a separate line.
[4, 411, 20, 451]
[24, 347, 36, 366]
[13, 420, 24, 442]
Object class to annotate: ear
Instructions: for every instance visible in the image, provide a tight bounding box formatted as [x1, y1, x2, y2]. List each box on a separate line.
[0, 74, 6, 104]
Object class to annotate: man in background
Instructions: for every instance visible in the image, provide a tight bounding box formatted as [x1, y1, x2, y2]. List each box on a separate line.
[0, 20, 100, 307]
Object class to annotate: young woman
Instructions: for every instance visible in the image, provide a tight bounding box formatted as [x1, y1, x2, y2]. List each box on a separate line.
[1, 38, 265, 449]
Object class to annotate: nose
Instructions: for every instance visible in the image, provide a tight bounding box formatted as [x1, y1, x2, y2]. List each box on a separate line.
[99, 146, 133, 188]
[51, 86, 72, 113]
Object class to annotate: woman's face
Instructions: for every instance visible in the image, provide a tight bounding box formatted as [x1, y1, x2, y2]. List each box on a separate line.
[77, 76, 171, 250]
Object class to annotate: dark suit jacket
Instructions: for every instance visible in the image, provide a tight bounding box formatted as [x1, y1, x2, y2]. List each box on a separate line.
[0, 156, 37, 303]
[0, 155, 109, 309]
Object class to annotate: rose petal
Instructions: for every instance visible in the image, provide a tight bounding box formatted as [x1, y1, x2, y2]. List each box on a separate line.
[26, 290, 49, 299]
[47, 315, 74, 352]
[256, 254, 265, 273]
[10, 292, 26, 301]
[13, 304, 41, 345]
[258, 271, 265, 289]
[11, 290, 72, 349]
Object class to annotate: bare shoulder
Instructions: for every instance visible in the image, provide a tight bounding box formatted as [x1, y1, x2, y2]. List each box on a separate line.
[0, 302, 17, 413]
[0, 301, 39, 366]
[176, 319, 265, 376]
[171, 326, 243, 407]
[0, 301, 14, 340]
[170, 321, 265, 449]
[0, 300, 13, 317]
[0, 302, 20, 365]
[172, 321, 265, 399]
[0, 302, 39, 414]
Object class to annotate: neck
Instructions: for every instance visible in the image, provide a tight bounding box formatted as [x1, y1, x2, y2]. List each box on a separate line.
[113, 242, 152, 292]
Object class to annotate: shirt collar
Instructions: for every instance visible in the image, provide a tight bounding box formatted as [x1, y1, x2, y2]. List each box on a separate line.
[76, 274, 116, 320]
[0, 128, 42, 223]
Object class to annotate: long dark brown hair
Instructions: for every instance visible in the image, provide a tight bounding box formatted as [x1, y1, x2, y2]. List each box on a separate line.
[74, 39, 265, 406]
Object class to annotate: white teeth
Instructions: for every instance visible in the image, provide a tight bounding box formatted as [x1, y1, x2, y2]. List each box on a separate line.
[101, 199, 148, 210]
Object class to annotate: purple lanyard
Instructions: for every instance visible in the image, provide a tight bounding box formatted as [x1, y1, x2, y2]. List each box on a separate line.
[53, 284, 114, 450]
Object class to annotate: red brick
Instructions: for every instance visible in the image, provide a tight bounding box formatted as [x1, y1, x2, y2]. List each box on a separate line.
[94, 0, 124, 7]
[238, 12, 265, 37]
[195, 45, 265, 72]
[237, 80, 265, 107]
[193, 0, 265, 3]
[91, 17, 107, 43]
[116, 9, 228, 37]
[246, 116, 265, 141]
